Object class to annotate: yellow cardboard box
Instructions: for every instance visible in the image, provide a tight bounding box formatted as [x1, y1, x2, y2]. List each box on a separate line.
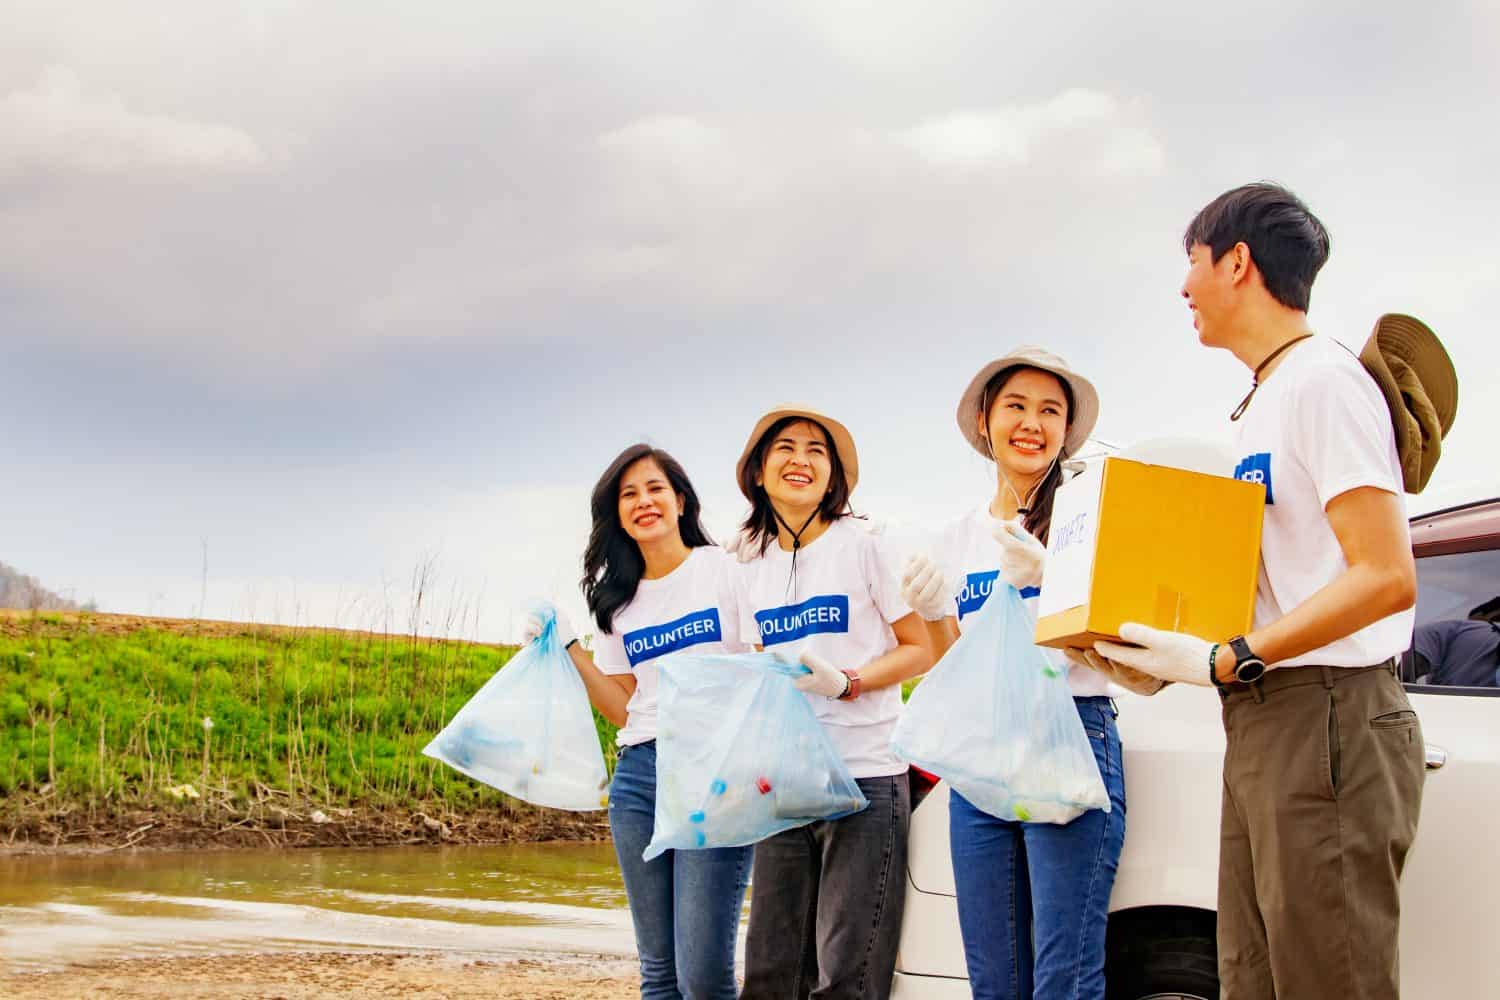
[1034, 457, 1264, 650]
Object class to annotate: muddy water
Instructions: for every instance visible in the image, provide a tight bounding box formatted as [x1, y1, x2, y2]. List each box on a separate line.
[0, 844, 667, 973]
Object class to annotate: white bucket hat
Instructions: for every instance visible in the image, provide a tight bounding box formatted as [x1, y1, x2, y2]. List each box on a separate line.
[736, 404, 859, 500]
[956, 346, 1100, 459]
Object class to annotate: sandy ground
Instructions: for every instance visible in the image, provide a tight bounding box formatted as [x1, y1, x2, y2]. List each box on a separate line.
[1, 951, 641, 999]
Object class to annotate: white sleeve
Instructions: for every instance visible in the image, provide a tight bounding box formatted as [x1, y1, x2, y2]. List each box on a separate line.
[734, 564, 763, 648]
[594, 628, 632, 676]
[1290, 361, 1402, 507]
[717, 558, 751, 653]
[862, 531, 915, 625]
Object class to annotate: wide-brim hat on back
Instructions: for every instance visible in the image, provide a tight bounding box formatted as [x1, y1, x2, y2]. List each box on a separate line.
[737, 405, 859, 501]
[1358, 313, 1458, 494]
[956, 346, 1100, 459]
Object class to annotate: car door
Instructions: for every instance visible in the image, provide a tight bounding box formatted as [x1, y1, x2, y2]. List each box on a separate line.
[1398, 504, 1500, 996]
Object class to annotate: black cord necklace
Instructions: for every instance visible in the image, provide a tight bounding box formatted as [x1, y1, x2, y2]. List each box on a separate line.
[773, 506, 820, 600]
[1230, 334, 1314, 421]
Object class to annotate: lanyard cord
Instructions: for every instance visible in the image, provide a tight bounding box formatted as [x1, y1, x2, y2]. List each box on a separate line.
[1230, 334, 1314, 421]
[772, 506, 821, 601]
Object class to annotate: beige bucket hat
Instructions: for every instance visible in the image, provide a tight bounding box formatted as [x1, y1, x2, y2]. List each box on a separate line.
[736, 405, 859, 501]
[1358, 313, 1458, 494]
[956, 346, 1100, 459]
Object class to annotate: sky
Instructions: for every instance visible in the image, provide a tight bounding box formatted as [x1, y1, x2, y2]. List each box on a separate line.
[5, 1, 1498, 641]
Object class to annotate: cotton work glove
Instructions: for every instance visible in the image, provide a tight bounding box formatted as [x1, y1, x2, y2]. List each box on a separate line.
[522, 605, 577, 649]
[777, 650, 850, 699]
[1092, 623, 1215, 687]
[990, 519, 1047, 590]
[900, 554, 952, 622]
[1063, 647, 1168, 696]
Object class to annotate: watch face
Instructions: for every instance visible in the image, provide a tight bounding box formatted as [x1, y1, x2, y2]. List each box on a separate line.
[1236, 658, 1267, 684]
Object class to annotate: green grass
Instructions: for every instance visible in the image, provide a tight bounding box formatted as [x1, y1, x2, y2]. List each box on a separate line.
[0, 624, 619, 812]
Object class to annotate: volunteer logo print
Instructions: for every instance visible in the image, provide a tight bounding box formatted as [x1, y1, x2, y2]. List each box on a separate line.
[955, 571, 1041, 620]
[755, 595, 850, 647]
[622, 608, 723, 667]
[1234, 453, 1275, 505]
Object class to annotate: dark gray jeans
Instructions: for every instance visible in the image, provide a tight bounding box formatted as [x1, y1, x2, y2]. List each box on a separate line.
[740, 774, 910, 1000]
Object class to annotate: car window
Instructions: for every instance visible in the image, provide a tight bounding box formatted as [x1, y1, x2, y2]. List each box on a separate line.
[1403, 547, 1500, 691]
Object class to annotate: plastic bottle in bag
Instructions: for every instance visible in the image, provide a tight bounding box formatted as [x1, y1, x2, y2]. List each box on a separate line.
[424, 605, 608, 811]
[644, 652, 866, 860]
[891, 583, 1108, 824]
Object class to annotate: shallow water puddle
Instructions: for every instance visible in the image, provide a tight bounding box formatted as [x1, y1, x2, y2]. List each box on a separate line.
[0, 844, 640, 972]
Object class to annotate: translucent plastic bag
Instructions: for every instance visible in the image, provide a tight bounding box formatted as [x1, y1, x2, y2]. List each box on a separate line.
[892, 584, 1109, 824]
[423, 606, 608, 811]
[644, 652, 867, 860]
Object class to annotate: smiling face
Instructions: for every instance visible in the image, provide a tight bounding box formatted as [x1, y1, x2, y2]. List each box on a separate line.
[1181, 241, 1243, 347]
[757, 419, 833, 512]
[978, 367, 1070, 478]
[616, 457, 684, 545]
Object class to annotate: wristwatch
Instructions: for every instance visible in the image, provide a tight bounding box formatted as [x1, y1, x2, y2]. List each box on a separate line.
[837, 669, 862, 701]
[1224, 636, 1267, 684]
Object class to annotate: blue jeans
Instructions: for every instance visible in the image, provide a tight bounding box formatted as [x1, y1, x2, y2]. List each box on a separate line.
[610, 740, 753, 1000]
[948, 697, 1127, 1000]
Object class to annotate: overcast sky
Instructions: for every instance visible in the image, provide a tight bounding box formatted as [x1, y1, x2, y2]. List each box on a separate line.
[5, 1, 1497, 640]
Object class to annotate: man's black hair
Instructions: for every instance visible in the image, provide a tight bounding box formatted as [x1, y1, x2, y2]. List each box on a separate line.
[1183, 182, 1331, 312]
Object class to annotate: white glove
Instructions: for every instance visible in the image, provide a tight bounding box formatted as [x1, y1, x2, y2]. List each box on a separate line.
[522, 605, 577, 649]
[1063, 647, 1168, 696]
[900, 554, 952, 622]
[990, 519, 1047, 590]
[778, 650, 850, 699]
[1092, 623, 1217, 687]
[722, 528, 761, 564]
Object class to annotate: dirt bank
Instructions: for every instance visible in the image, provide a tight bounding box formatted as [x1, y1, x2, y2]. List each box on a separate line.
[1, 951, 640, 999]
[0, 797, 610, 855]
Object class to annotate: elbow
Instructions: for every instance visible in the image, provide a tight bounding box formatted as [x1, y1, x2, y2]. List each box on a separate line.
[1384, 564, 1417, 616]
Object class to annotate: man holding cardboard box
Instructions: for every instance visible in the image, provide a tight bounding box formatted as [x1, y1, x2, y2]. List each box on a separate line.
[1081, 183, 1447, 998]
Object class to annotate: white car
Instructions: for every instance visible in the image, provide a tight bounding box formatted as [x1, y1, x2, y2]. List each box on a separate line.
[893, 496, 1500, 998]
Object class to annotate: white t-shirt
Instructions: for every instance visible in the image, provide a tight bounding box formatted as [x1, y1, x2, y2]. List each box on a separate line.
[594, 547, 750, 747]
[934, 506, 1114, 698]
[735, 518, 912, 779]
[1231, 335, 1414, 667]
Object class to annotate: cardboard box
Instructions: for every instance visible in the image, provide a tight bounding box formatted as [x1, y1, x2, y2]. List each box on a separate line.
[1034, 457, 1264, 650]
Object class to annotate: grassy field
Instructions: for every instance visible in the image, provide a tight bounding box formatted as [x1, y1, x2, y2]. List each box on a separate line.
[0, 612, 619, 841]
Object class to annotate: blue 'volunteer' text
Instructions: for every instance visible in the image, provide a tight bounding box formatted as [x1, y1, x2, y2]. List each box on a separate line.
[754, 595, 850, 646]
[1234, 452, 1275, 505]
[956, 570, 1040, 619]
[622, 608, 723, 667]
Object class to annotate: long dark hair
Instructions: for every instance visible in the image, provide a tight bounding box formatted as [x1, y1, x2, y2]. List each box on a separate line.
[981, 366, 1075, 547]
[582, 444, 714, 635]
[738, 416, 853, 557]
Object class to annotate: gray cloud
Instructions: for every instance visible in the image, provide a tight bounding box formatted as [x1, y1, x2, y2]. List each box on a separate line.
[4, 0, 1498, 632]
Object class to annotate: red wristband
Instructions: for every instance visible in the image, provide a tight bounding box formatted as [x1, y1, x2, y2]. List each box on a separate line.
[838, 669, 861, 701]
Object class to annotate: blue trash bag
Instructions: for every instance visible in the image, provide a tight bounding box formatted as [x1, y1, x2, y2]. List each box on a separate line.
[891, 583, 1109, 824]
[643, 652, 868, 861]
[423, 605, 608, 811]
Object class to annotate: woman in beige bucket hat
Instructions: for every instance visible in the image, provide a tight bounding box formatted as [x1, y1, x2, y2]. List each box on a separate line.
[897, 347, 1135, 998]
[730, 405, 932, 1000]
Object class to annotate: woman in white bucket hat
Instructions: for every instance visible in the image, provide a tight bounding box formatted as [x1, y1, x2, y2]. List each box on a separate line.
[899, 347, 1138, 1000]
[731, 405, 932, 1000]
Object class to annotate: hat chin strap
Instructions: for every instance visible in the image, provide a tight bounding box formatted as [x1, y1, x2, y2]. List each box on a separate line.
[980, 393, 1056, 518]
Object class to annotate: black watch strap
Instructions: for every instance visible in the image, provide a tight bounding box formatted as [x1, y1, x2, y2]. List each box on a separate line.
[1227, 635, 1266, 683]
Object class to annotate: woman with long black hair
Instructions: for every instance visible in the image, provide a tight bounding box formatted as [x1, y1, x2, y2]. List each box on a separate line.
[525, 442, 751, 1000]
[729, 405, 932, 1000]
[898, 348, 1157, 999]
